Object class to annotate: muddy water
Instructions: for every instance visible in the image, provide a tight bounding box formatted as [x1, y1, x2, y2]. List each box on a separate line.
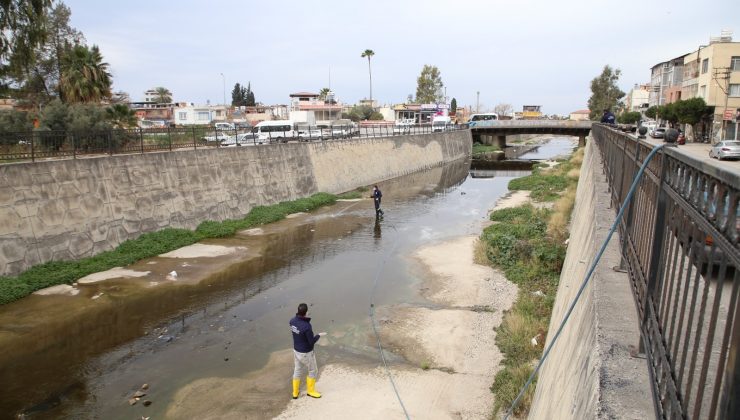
[0, 137, 576, 419]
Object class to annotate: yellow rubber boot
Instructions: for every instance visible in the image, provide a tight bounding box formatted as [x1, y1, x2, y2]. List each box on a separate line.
[292, 378, 300, 399]
[306, 377, 322, 398]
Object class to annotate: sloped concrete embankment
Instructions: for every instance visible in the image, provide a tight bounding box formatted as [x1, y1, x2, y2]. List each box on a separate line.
[527, 139, 653, 419]
[0, 131, 471, 275]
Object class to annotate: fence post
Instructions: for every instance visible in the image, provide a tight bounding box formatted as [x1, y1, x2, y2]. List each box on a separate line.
[72, 132, 76, 159]
[31, 132, 35, 162]
[168, 126, 172, 151]
[108, 131, 113, 156]
[193, 127, 197, 150]
[139, 127, 144, 154]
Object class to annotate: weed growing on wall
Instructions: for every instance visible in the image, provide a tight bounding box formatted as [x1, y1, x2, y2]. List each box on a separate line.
[0, 193, 337, 305]
[483, 148, 583, 416]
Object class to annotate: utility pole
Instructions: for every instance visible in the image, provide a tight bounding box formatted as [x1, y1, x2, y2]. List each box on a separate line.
[713, 67, 730, 142]
[476, 91, 480, 113]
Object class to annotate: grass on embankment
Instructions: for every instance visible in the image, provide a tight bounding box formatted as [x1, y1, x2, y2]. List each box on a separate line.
[481, 147, 583, 417]
[0, 193, 338, 306]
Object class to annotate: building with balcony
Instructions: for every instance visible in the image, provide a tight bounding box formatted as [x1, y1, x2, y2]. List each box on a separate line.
[289, 92, 342, 123]
[681, 32, 740, 138]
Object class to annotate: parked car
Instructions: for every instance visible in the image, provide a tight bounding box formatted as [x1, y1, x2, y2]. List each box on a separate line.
[709, 140, 740, 160]
[297, 127, 323, 141]
[393, 119, 414, 135]
[650, 128, 666, 139]
[214, 122, 235, 131]
[221, 132, 259, 146]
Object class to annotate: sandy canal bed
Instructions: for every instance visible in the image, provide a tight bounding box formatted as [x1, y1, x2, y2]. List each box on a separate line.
[163, 192, 520, 419]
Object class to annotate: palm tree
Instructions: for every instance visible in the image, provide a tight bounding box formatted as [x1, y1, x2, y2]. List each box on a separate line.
[106, 104, 138, 128]
[59, 44, 112, 103]
[319, 87, 330, 101]
[361, 49, 375, 102]
[154, 86, 172, 103]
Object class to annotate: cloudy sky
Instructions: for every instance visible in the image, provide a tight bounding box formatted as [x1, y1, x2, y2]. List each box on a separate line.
[64, 0, 736, 115]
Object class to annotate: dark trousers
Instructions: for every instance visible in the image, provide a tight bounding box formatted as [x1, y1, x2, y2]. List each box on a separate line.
[374, 198, 382, 216]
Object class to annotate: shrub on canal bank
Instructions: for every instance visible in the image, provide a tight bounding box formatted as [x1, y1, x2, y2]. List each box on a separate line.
[483, 149, 582, 416]
[507, 147, 583, 202]
[0, 193, 338, 306]
[472, 143, 502, 156]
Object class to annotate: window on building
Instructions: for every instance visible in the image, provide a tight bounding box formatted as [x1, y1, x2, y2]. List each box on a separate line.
[729, 84, 740, 97]
[178, 112, 187, 120]
[699, 85, 706, 98]
[196, 111, 210, 121]
[701, 58, 709, 74]
[732, 56, 740, 71]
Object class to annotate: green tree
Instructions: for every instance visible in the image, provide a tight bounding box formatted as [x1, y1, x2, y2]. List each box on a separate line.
[416, 64, 444, 104]
[0, 0, 51, 94]
[318, 87, 330, 101]
[59, 44, 112, 103]
[617, 111, 641, 124]
[342, 105, 383, 122]
[245, 82, 255, 106]
[231, 82, 245, 106]
[105, 103, 137, 128]
[587, 65, 625, 120]
[494, 103, 513, 117]
[152, 86, 172, 103]
[673, 97, 709, 125]
[0, 109, 34, 133]
[645, 106, 659, 120]
[450, 97, 457, 114]
[361, 49, 374, 101]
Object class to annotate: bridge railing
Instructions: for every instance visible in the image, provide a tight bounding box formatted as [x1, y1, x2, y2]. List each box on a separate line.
[0, 123, 468, 163]
[593, 124, 739, 419]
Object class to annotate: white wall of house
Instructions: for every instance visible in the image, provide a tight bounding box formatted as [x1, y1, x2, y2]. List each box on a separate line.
[173, 106, 214, 125]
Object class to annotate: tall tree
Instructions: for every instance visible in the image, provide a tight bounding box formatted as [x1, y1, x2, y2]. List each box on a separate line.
[494, 103, 513, 117]
[361, 49, 374, 102]
[231, 82, 244, 106]
[587, 65, 625, 120]
[152, 86, 172, 103]
[59, 44, 112, 103]
[450, 98, 457, 114]
[415, 65, 444, 104]
[0, 0, 51, 93]
[110, 90, 130, 104]
[245, 82, 255, 106]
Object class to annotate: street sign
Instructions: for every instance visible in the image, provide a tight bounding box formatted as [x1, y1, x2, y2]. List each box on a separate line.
[723, 108, 735, 121]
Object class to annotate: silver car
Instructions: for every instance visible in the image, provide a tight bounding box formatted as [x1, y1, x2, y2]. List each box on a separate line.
[709, 140, 740, 160]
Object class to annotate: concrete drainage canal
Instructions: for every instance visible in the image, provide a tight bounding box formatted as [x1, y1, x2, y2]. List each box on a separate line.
[0, 137, 578, 419]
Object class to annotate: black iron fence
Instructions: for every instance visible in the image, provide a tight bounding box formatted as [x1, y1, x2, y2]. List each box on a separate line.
[593, 124, 739, 419]
[0, 123, 467, 163]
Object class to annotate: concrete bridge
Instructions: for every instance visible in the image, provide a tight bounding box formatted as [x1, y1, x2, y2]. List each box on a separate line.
[470, 120, 593, 147]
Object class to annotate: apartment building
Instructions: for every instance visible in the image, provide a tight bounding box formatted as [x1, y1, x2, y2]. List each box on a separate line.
[649, 55, 686, 107]
[625, 84, 650, 112]
[681, 32, 740, 138]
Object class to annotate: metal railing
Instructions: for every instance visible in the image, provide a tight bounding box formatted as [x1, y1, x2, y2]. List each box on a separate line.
[0, 123, 467, 163]
[593, 124, 739, 419]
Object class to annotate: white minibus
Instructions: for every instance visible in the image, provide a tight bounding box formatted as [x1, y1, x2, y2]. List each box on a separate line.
[253, 121, 297, 143]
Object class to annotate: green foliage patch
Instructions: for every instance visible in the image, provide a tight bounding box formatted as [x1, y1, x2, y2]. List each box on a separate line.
[0, 193, 337, 306]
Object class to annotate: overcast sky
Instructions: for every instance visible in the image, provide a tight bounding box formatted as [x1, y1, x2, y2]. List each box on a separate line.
[64, 0, 736, 115]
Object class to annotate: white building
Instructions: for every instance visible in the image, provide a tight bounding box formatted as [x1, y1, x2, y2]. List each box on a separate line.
[173, 104, 214, 126]
[625, 84, 650, 113]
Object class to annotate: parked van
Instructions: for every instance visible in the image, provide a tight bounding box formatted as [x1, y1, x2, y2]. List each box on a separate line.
[467, 113, 499, 127]
[432, 116, 452, 132]
[253, 120, 297, 143]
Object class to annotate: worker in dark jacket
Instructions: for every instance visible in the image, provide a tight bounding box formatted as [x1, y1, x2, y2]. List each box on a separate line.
[290, 303, 325, 399]
[371, 185, 384, 217]
[600, 109, 616, 124]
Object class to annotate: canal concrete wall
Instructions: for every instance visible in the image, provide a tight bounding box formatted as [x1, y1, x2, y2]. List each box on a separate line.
[0, 131, 471, 276]
[528, 139, 653, 419]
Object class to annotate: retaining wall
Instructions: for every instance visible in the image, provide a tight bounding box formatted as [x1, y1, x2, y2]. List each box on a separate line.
[0, 131, 471, 275]
[528, 139, 653, 419]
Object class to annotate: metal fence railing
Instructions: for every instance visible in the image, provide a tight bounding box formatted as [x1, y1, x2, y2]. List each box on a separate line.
[0, 123, 468, 163]
[593, 124, 739, 419]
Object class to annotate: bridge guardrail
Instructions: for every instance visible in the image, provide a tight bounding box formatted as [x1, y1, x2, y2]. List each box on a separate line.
[593, 123, 739, 419]
[0, 123, 468, 163]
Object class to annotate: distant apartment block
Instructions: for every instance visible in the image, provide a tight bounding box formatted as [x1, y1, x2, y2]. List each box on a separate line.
[625, 84, 650, 112]
[649, 55, 686, 107]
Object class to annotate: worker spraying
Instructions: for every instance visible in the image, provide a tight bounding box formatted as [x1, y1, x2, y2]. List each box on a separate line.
[289, 303, 326, 399]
